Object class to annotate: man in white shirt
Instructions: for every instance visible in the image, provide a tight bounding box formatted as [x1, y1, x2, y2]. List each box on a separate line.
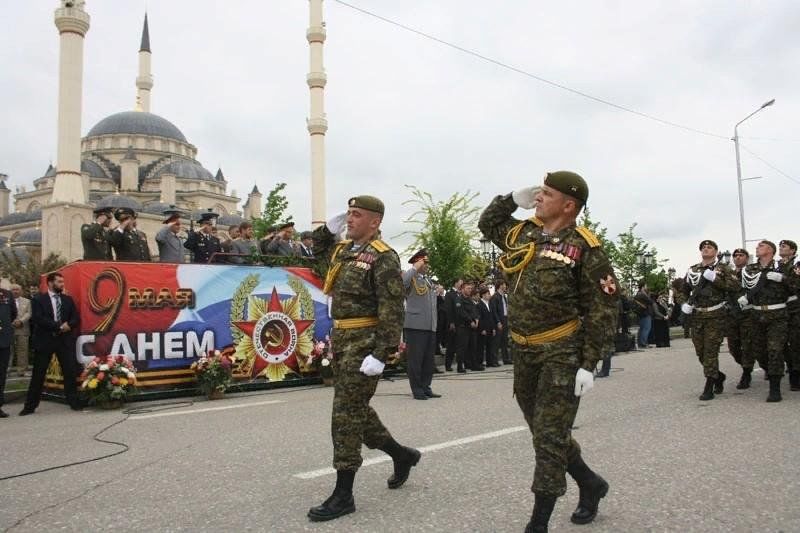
[10, 284, 31, 377]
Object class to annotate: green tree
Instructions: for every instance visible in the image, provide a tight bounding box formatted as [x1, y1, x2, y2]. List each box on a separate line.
[252, 182, 293, 239]
[578, 207, 615, 254]
[0, 251, 67, 297]
[398, 186, 480, 287]
[612, 223, 667, 294]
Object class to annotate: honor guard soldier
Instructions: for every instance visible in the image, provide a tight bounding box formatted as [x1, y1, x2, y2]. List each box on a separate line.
[727, 248, 755, 389]
[479, 171, 619, 533]
[110, 207, 152, 262]
[81, 206, 113, 260]
[184, 210, 223, 263]
[777, 239, 800, 390]
[738, 240, 799, 401]
[307, 195, 420, 523]
[680, 240, 737, 400]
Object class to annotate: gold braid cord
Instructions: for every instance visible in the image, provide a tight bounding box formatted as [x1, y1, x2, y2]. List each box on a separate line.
[411, 277, 429, 295]
[322, 241, 350, 295]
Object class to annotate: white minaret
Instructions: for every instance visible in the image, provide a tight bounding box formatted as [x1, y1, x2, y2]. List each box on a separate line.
[136, 13, 153, 112]
[307, 0, 327, 226]
[52, 0, 90, 204]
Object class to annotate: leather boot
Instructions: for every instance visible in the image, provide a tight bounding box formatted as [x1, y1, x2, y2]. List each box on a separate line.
[766, 376, 782, 403]
[308, 470, 356, 521]
[713, 371, 726, 394]
[567, 456, 609, 525]
[379, 438, 421, 489]
[789, 370, 800, 391]
[698, 377, 715, 401]
[736, 368, 752, 390]
[525, 493, 556, 533]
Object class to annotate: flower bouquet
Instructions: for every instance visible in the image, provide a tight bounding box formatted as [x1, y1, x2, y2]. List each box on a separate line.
[191, 350, 233, 399]
[80, 355, 137, 408]
[309, 335, 334, 385]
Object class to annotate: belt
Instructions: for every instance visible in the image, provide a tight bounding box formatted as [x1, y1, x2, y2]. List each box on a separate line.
[694, 302, 725, 313]
[751, 303, 787, 312]
[333, 316, 379, 329]
[511, 319, 580, 346]
[787, 295, 798, 303]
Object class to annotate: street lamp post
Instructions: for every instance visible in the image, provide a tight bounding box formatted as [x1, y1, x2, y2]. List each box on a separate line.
[479, 237, 499, 281]
[733, 98, 775, 250]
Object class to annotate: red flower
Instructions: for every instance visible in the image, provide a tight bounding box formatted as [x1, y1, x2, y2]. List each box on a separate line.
[220, 357, 231, 369]
[115, 355, 125, 364]
[111, 377, 120, 385]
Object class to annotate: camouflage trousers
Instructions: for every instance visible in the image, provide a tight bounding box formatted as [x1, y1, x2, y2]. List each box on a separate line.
[330, 350, 392, 471]
[690, 314, 725, 379]
[726, 313, 754, 369]
[750, 311, 788, 377]
[785, 310, 800, 372]
[513, 340, 582, 497]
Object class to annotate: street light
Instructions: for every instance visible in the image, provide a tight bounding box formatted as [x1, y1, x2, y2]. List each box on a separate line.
[717, 249, 732, 266]
[733, 98, 775, 249]
[479, 236, 499, 279]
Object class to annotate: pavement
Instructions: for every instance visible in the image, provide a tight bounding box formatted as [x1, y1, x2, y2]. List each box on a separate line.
[1, 337, 799, 532]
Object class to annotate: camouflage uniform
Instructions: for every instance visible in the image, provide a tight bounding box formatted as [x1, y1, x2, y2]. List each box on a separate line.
[777, 256, 800, 377]
[479, 194, 618, 497]
[110, 228, 152, 261]
[683, 262, 737, 379]
[80, 222, 112, 260]
[726, 268, 754, 369]
[742, 261, 796, 377]
[312, 225, 405, 471]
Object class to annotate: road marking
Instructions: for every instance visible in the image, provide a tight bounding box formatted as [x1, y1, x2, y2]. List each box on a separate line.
[129, 399, 285, 420]
[294, 425, 527, 479]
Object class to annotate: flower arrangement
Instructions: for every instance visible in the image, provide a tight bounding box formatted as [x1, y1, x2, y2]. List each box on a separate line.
[80, 355, 137, 406]
[191, 349, 233, 397]
[308, 335, 334, 383]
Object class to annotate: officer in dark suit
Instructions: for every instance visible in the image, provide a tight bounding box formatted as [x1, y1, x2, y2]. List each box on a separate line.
[490, 280, 511, 364]
[184, 210, 223, 263]
[455, 280, 481, 372]
[20, 272, 81, 414]
[443, 278, 463, 371]
[0, 287, 18, 418]
[81, 206, 113, 260]
[298, 231, 315, 258]
[110, 207, 152, 261]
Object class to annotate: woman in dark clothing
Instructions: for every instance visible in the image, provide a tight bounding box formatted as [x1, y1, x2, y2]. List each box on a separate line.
[651, 291, 672, 348]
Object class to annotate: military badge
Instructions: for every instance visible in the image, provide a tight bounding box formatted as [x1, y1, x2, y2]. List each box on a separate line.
[599, 275, 617, 295]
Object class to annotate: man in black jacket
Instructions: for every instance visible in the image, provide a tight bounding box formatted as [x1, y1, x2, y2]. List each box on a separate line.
[477, 286, 498, 367]
[0, 287, 17, 418]
[20, 272, 81, 414]
[443, 278, 463, 371]
[490, 280, 511, 364]
[455, 281, 481, 372]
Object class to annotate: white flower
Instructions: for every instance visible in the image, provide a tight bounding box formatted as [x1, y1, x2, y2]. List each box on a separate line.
[81, 380, 88, 389]
[214, 350, 221, 356]
[321, 358, 330, 367]
[99, 364, 109, 371]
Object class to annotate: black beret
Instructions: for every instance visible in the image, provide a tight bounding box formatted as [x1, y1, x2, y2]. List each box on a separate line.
[699, 239, 718, 251]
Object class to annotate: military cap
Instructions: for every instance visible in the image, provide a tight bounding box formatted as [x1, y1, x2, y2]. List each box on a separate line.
[114, 207, 137, 221]
[162, 205, 184, 224]
[300, 231, 313, 240]
[278, 221, 295, 230]
[348, 195, 385, 215]
[699, 239, 718, 251]
[780, 239, 797, 251]
[732, 248, 749, 257]
[93, 206, 113, 216]
[197, 209, 219, 224]
[408, 248, 428, 264]
[544, 171, 588, 205]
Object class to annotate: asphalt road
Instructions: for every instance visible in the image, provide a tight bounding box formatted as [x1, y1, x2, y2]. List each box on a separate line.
[1, 338, 798, 532]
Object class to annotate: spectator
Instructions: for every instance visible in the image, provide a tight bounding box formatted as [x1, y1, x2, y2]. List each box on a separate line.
[230, 221, 257, 264]
[298, 231, 314, 258]
[477, 286, 498, 367]
[10, 284, 31, 377]
[0, 285, 17, 418]
[633, 281, 655, 349]
[265, 222, 297, 256]
[651, 291, 672, 348]
[490, 280, 510, 364]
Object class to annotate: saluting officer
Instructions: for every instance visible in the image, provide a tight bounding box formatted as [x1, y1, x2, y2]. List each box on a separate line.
[156, 207, 186, 263]
[110, 207, 152, 262]
[402, 248, 441, 399]
[81, 206, 113, 260]
[184, 211, 223, 263]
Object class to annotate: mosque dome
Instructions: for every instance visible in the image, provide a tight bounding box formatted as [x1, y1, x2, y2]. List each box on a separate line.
[218, 213, 244, 227]
[95, 194, 142, 211]
[86, 111, 187, 143]
[152, 159, 216, 181]
[12, 229, 42, 245]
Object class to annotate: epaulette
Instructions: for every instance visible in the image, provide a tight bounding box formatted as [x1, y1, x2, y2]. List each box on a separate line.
[576, 226, 601, 248]
[529, 216, 544, 227]
[370, 239, 392, 253]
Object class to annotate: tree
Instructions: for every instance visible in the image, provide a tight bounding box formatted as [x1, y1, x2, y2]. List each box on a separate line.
[397, 186, 481, 287]
[252, 182, 293, 239]
[0, 251, 67, 297]
[611, 223, 667, 294]
[578, 207, 615, 255]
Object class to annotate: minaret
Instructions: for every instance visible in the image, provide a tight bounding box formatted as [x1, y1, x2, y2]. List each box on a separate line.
[136, 13, 153, 112]
[307, 0, 327, 227]
[52, 0, 90, 204]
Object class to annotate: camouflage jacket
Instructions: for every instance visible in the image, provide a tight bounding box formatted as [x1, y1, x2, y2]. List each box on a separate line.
[478, 194, 619, 371]
[741, 260, 798, 310]
[312, 225, 404, 362]
[727, 268, 751, 320]
[777, 256, 800, 313]
[110, 228, 151, 262]
[81, 222, 112, 260]
[682, 261, 737, 316]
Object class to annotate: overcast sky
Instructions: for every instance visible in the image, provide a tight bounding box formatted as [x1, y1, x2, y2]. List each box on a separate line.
[2, 1, 799, 270]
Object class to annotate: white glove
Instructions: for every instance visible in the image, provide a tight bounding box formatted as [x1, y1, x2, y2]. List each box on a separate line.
[512, 187, 541, 210]
[766, 272, 784, 283]
[359, 354, 385, 376]
[681, 303, 694, 315]
[702, 269, 716, 282]
[325, 212, 347, 235]
[574, 368, 594, 397]
[737, 295, 749, 308]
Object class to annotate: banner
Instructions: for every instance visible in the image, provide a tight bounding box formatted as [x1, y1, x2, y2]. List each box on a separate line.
[45, 261, 332, 392]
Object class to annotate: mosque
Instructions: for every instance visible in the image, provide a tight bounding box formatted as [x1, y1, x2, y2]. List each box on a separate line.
[0, 0, 329, 262]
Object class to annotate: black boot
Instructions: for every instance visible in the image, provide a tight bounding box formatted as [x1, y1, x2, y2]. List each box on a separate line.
[379, 438, 421, 489]
[736, 368, 752, 390]
[713, 371, 726, 394]
[698, 377, 715, 401]
[766, 376, 782, 403]
[567, 456, 609, 525]
[525, 493, 556, 533]
[789, 370, 800, 391]
[308, 470, 356, 521]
